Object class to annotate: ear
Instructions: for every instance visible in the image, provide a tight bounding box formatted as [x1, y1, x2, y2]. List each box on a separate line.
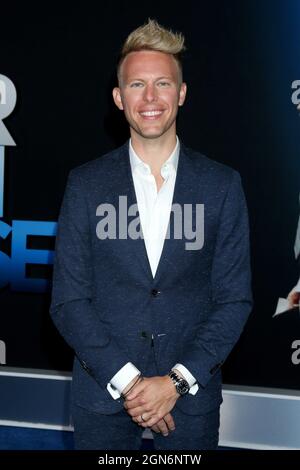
[178, 82, 187, 106]
[112, 87, 124, 110]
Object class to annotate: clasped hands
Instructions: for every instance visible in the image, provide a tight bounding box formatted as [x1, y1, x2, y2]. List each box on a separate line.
[123, 375, 179, 436]
[288, 288, 300, 309]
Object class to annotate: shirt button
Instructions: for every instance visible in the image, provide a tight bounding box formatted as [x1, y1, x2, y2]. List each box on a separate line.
[151, 289, 161, 297]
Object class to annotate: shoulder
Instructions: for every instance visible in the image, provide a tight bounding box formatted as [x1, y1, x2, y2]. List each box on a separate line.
[182, 143, 240, 185]
[67, 142, 128, 184]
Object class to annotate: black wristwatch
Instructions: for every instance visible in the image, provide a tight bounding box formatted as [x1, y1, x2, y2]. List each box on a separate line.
[168, 370, 190, 396]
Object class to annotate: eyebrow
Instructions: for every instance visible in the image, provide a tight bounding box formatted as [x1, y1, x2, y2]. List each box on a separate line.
[126, 76, 174, 82]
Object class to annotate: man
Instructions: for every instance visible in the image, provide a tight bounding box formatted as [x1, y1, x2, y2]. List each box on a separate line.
[287, 194, 300, 308]
[50, 19, 252, 450]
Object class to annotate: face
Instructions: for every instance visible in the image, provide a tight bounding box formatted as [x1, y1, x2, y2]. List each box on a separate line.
[113, 50, 187, 141]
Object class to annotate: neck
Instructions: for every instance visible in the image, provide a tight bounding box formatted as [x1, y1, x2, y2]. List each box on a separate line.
[130, 131, 177, 175]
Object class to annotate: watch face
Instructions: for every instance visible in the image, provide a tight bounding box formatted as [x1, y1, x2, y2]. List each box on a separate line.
[177, 380, 189, 395]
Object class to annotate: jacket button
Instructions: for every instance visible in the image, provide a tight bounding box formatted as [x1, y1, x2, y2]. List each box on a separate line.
[151, 289, 161, 297]
[141, 331, 148, 338]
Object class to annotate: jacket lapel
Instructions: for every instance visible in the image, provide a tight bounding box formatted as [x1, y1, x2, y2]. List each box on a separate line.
[153, 144, 205, 286]
[111, 141, 204, 286]
[112, 142, 153, 283]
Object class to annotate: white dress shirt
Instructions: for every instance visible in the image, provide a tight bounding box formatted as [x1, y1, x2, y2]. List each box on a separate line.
[107, 138, 198, 399]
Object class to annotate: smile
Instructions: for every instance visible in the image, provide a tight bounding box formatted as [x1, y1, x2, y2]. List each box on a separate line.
[139, 110, 163, 117]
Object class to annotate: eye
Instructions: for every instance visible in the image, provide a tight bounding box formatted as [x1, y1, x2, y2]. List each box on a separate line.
[130, 82, 143, 88]
[157, 81, 171, 87]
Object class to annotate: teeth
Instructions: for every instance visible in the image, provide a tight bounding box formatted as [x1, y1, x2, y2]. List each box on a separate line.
[140, 111, 163, 116]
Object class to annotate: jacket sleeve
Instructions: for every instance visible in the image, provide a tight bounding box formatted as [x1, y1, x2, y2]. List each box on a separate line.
[50, 169, 130, 389]
[178, 170, 253, 388]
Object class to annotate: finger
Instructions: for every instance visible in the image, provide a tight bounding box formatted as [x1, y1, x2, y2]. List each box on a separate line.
[126, 379, 147, 400]
[151, 424, 160, 434]
[154, 419, 169, 436]
[163, 413, 175, 431]
[140, 415, 161, 428]
[132, 416, 144, 426]
[125, 397, 146, 410]
[126, 406, 144, 418]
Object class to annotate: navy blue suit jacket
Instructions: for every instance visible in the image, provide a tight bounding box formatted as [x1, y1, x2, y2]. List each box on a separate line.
[50, 141, 252, 415]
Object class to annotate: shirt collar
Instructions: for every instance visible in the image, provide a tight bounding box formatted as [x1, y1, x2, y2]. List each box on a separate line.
[129, 137, 180, 177]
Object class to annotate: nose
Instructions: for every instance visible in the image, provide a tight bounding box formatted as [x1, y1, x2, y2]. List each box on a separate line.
[143, 83, 157, 102]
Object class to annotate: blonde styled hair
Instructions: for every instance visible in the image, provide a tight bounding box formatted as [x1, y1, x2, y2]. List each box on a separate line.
[117, 19, 186, 83]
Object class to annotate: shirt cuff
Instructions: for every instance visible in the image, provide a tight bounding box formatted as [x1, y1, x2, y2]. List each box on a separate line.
[173, 363, 199, 396]
[107, 362, 141, 400]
